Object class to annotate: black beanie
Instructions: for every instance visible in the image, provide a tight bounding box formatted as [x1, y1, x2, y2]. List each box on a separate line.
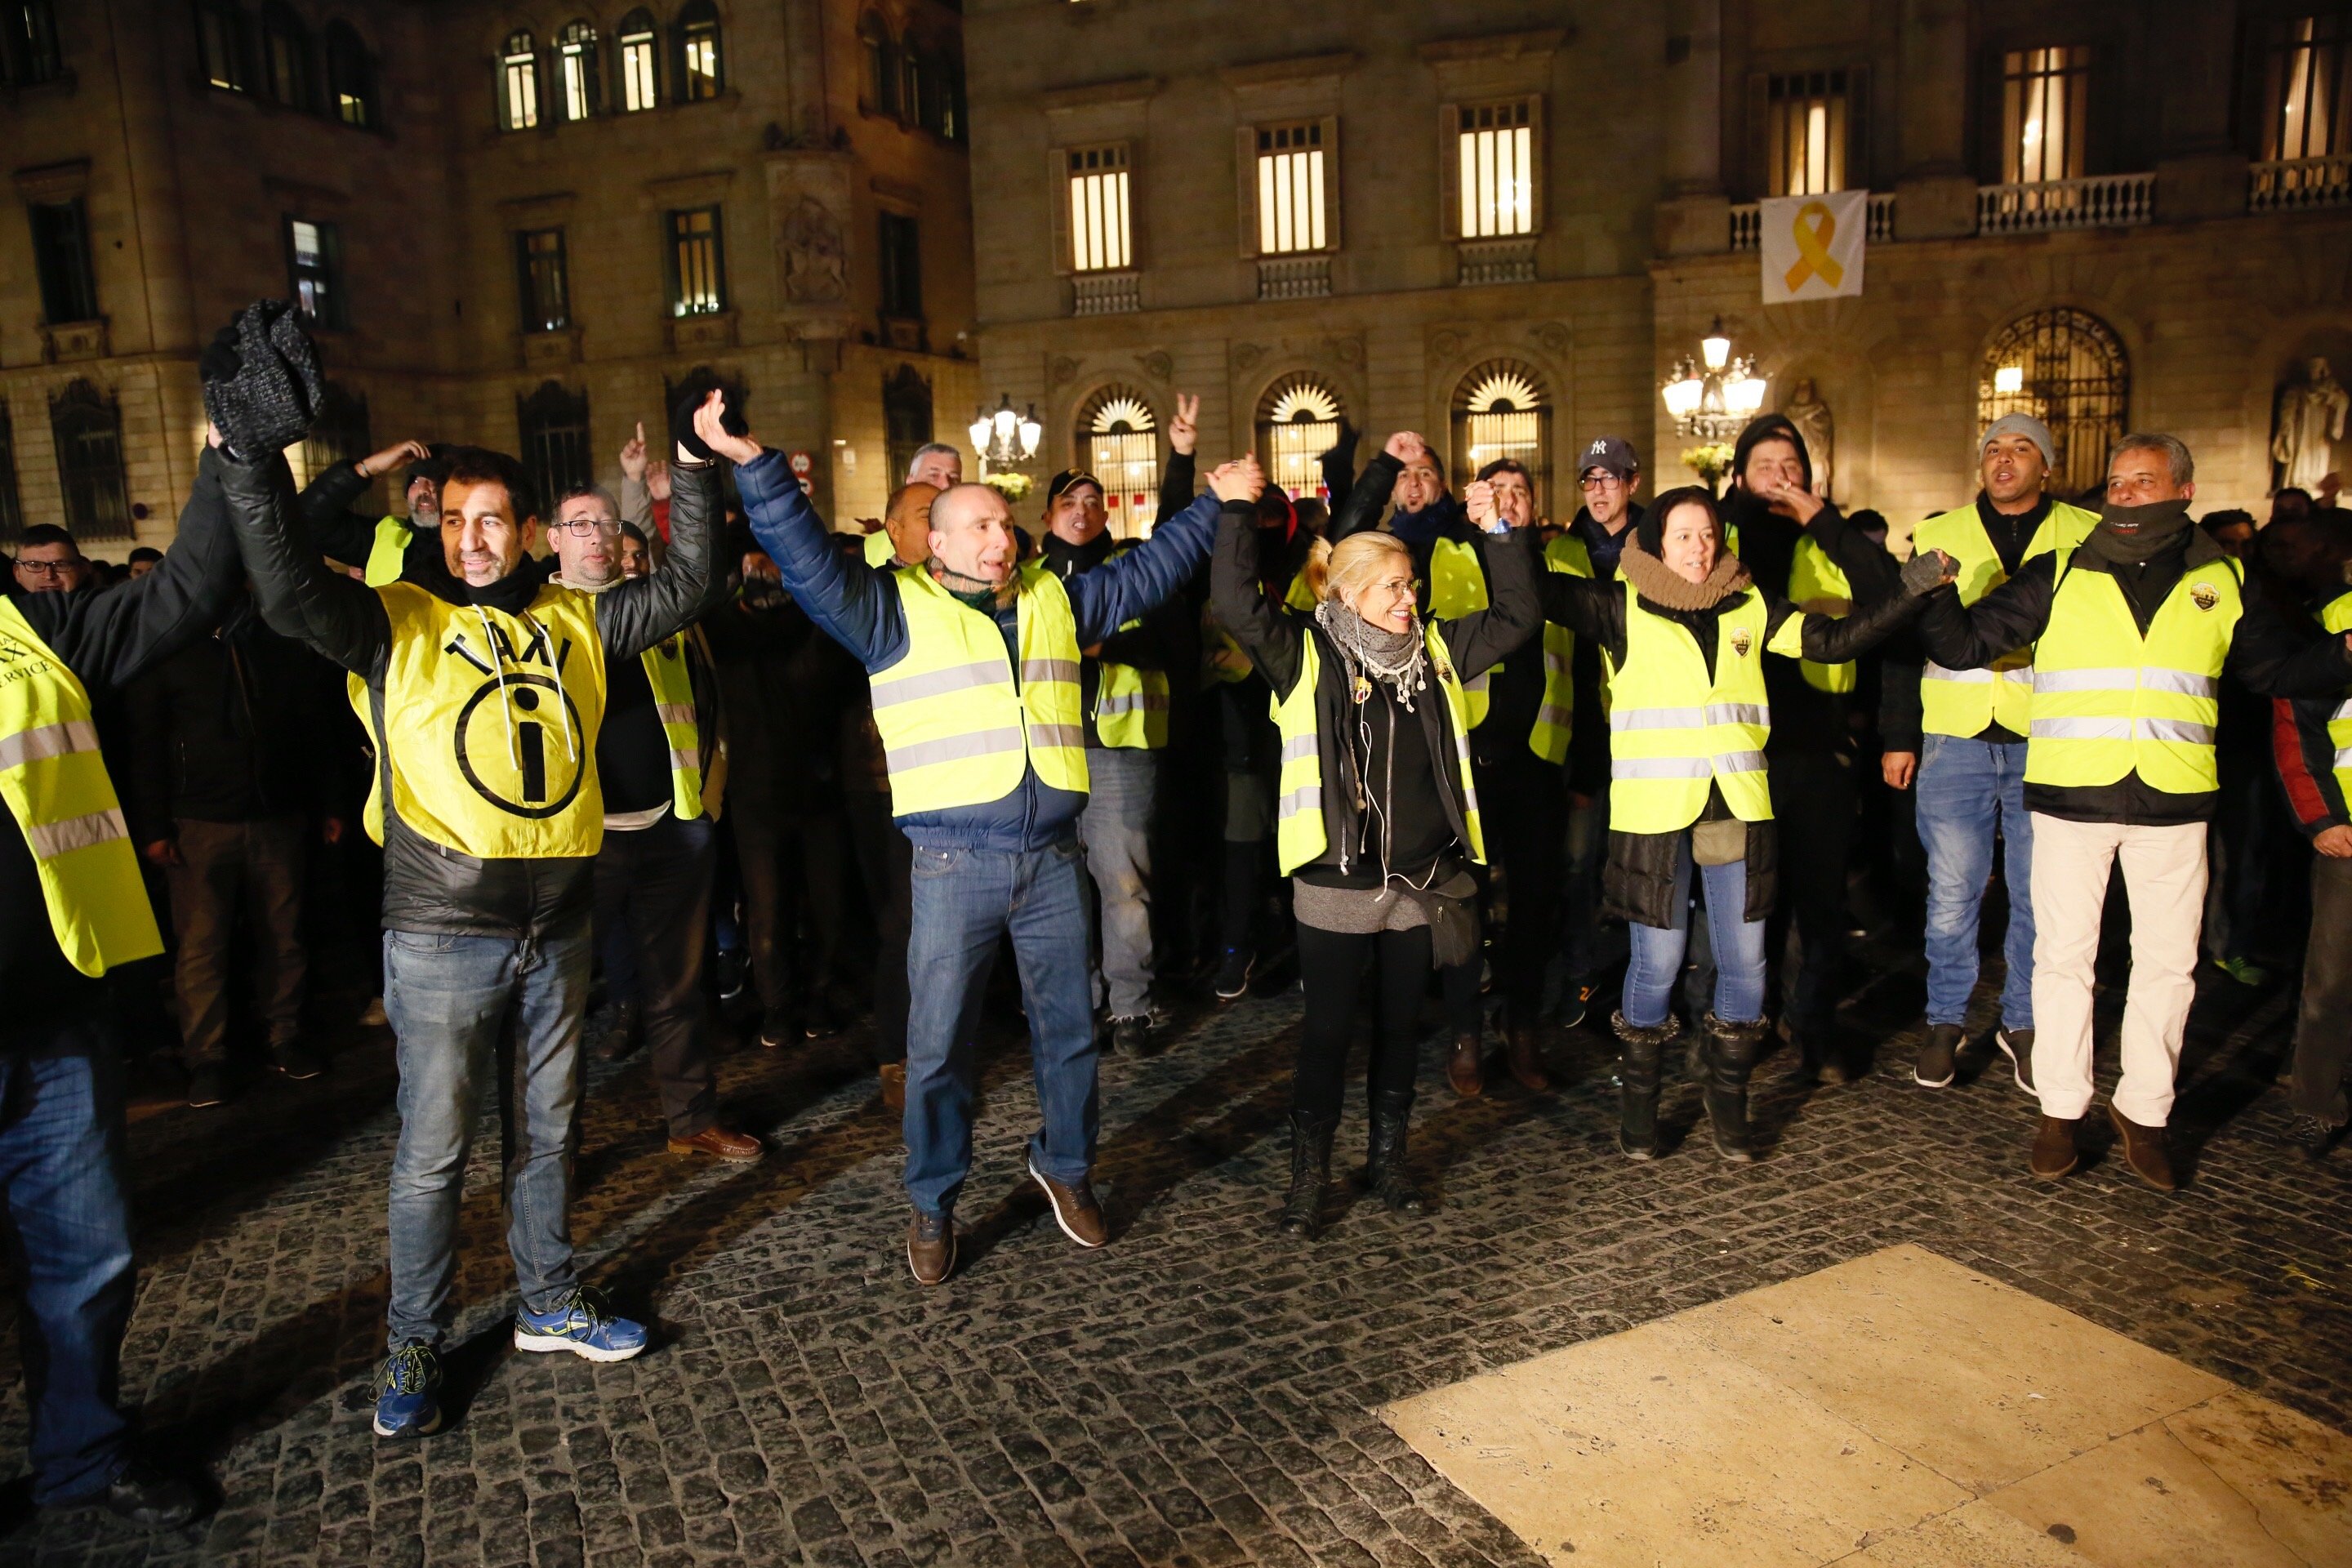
[1729, 413, 1812, 492]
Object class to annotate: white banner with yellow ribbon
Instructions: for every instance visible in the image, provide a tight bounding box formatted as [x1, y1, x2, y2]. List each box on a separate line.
[1759, 189, 1867, 305]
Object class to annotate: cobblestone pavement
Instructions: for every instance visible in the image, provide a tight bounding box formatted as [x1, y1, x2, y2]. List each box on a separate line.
[0, 941, 2346, 1566]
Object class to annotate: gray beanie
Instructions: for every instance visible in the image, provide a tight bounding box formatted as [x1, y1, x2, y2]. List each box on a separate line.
[1980, 412, 2056, 471]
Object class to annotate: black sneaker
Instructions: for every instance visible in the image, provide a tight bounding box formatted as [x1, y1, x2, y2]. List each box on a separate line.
[185, 1066, 230, 1109]
[1110, 1014, 1152, 1054]
[271, 1039, 326, 1081]
[715, 952, 747, 1003]
[757, 1010, 794, 1050]
[1558, 977, 1594, 1031]
[1994, 1027, 2036, 1096]
[1913, 1023, 1963, 1089]
[67, 1457, 204, 1530]
[802, 992, 844, 1040]
[1213, 947, 1256, 1001]
[2285, 1111, 2340, 1160]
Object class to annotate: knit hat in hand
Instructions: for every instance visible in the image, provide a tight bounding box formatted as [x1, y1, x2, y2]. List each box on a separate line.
[669, 368, 749, 462]
[199, 301, 326, 459]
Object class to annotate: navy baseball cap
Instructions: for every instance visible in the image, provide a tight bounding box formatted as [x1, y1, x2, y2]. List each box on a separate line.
[1577, 436, 1640, 480]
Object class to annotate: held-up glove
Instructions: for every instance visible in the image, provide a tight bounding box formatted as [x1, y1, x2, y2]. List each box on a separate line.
[669, 368, 750, 462]
[1901, 548, 1958, 598]
[199, 300, 326, 460]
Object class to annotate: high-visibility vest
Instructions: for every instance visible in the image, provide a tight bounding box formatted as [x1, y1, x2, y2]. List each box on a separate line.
[364, 514, 410, 587]
[870, 562, 1089, 814]
[1284, 568, 1317, 612]
[2025, 555, 2243, 794]
[2323, 592, 2352, 803]
[1787, 534, 1856, 693]
[357, 582, 608, 857]
[0, 599, 163, 976]
[1428, 539, 1495, 731]
[639, 630, 705, 819]
[863, 529, 899, 568]
[1269, 621, 1486, 875]
[1607, 581, 1802, 834]
[1913, 500, 2099, 738]
[1533, 533, 1591, 764]
[1092, 546, 1170, 750]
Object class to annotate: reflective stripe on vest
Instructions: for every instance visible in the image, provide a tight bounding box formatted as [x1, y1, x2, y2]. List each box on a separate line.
[1606, 581, 1780, 834]
[1270, 622, 1486, 875]
[640, 630, 705, 819]
[1531, 533, 1591, 764]
[1787, 533, 1855, 693]
[371, 582, 609, 858]
[363, 514, 410, 587]
[1093, 546, 1170, 750]
[2324, 593, 2352, 798]
[0, 599, 163, 976]
[871, 562, 1089, 813]
[2023, 557, 2243, 794]
[1913, 500, 2098, 737]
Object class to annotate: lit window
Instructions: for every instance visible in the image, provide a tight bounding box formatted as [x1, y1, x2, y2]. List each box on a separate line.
[1978, 308, 2129, 497]
[326, 21, 375, 127]
[2002, 46, 2089, 185]
[196, 2, 243, 91]
[517, 229, 569, 332]
[1255, 378, 1343, 499]
[501, 29, 539, 130]
[1066, 145, 1132, 272]
[1255, 122, 1330, 255]
[29, 198, 97, 324]
[1766, 71, 1849, 196]
[618, 9, 657, 111]
[1457, 100, 1535, 238]
[1082, 391, 1159, 537]
[2265, 16, 2352, 161]
[679, 0, 721, 101]
[558, 20, 599, 121]
[286, 218, 345, 329]
[1453, 366, 1549, 497]
[667, 207, 725, 316]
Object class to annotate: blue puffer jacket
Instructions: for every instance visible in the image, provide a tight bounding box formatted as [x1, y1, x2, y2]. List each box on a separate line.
[736, 451, 1222, 852]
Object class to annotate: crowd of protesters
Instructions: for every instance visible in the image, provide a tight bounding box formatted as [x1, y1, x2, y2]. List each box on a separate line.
[5, 300, 2352, 1527]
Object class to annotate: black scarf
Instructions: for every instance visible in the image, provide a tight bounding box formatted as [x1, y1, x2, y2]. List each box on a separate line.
[2082, 498, 2195, 568]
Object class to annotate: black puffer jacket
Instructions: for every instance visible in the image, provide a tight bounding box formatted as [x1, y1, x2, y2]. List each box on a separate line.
[223, 457, 726, 938]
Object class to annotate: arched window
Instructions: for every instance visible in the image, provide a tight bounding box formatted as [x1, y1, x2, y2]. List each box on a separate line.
[194, 1, 244, 91]
[882, 365, 934, 488]
[859, 13, 898, 118]
[1079, 389, 1160, 538]
[261, 2, 310, 109]
[617, 8, 658, 110]
[49, 381, 130, 541]
[516, 381, 591, 519]
[325, 20, 376, 127]
[557, 20, 599, 120]
[1978, 308, 2128, 498]
[301, 381, 372, 489]
[1450, 363, 1552, 503]
[2, 1, 65, 87]
[1255, 376, 1346, 501]
[677, 0, 720, 101]
[499, 29, 540, 131]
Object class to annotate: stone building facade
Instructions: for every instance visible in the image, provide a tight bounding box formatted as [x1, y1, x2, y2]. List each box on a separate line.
[963, 0, 2352, 537]
[0, 0, 977, 552]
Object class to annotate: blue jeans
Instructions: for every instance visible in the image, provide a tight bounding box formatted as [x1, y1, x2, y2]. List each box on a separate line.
[382, 926, 590, 1350]
[0, 1021, 135, 1503]
[1621, 835, 1768, 1029]
[1914, 735, 2034, 1031]
[903, 840, 1099, 1217]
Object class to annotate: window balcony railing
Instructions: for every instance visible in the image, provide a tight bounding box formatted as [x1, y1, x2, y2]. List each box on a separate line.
[1976, 172, 2154, 234]
[1256, 254, 1331, 301]
[1072, 270, 1141, 316]
[1457, 236, 1537, 286]
[2250, 155, 2352, 212]
[1727, 191, 1895, 252]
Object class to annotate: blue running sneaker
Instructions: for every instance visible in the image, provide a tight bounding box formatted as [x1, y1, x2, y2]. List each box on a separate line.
[372, 1344, 443, 1438]
[513, 1288, 647, 1363]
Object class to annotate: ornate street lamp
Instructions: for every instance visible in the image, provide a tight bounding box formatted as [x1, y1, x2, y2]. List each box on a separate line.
[1660, 318, 1768, 443]
[969, 394, 1043, 474]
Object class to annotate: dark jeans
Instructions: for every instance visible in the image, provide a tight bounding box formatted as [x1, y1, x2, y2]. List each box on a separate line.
[1474, 751, 1566, 1024]
[1771, 750, 1855, 1035]
[2294, 852, 2352, 1124]
[593, 813, 719, 1138]
[845, 791, 911, 1066]
[735, 800, 849, 1029]
[0, 1015, 136, 1503]
[1294, 919, 1431, 1121]
[163, 815, 307, 1066]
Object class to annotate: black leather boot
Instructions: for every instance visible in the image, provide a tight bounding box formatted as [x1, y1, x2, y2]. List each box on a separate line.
[1701, 1013, 1767, 1162]
[1364, 1089, 1426, 1212]
[1610, 1011, 1681, 1160]
[1277, 1110, 1336, 1238]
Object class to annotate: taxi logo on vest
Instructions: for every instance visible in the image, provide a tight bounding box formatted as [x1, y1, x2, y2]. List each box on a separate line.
[451, 672, 586, 818]
[1731, 627, 1753, 657]
[2190, 582, 2220, 612]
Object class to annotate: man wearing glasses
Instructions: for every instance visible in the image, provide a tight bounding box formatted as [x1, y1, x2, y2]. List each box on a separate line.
[12, 527, 89, 595]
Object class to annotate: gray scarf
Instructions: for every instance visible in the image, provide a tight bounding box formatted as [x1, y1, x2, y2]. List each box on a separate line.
[1314, 598, 1427, 709]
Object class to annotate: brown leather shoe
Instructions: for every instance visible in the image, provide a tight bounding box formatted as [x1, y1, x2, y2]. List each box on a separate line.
[906, 1209, 955, 1285]
[1446, 1031, 1484, 1098]
[2106, 1102, 2176, 1192]
[878, 1061, 906, 1114]
[667, 1126, 764, 1163]
[1504, 1022, 1552, 1093]
[2029, 1115, 2080, 1180]
[1028, 1159, 1109, 1248]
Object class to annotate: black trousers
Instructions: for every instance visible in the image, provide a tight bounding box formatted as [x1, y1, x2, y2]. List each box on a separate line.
[592, 813, 718, 1138]
[733, 799, 849, 1032]
[1294, 920, 1431, 1121]
[163, 815, 307, 1067]
[844, 791, 911, 1066]
[1770, 750, 1854, 1034]
[1473, 751, 1566, 1024]
[2294, 852, 2352, 1123]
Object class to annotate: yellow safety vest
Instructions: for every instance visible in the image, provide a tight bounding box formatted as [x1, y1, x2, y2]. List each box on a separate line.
[1787, 534, 1856, 693]
[1608, 581, 1802, 834]
[0, 599, 163, 976]
[862, 529, 899, 568]
[1092, 546, 1170, 751]
[870, 562, 1089, 814]
[1534, 534, 1591, 764]
[2323, 592, 2352, 804]
[2025, 555, 2242, 794]
[1284, 567, 1318, 612]
[1428, 539, 1495, 731]
[358, 582, 608, 857]
[639, 631, 706, 819]
[1270, 621, 1486, 875]
[1913, 500, 2099, 738]
[364, 514, 410, 588]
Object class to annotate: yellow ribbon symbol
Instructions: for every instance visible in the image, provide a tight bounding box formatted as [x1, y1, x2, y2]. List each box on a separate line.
[1784, 201, 1842, 292]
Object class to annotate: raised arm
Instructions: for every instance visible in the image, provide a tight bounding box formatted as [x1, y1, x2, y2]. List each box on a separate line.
[1069, 486, 1223, 645]
[728, 431, 907, 670]
[595, 405, 725, 659]
[220, 446, 390, 678]
[1328, 448, 1399, 543]
[1915, 551, 2057, 671]
[1434, 498, 1541, 679]
[1209, 470, 1307, 699]
[1152, 393, 1200, 529]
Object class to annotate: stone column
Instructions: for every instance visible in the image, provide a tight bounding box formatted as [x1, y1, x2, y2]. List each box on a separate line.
[1654, 0, 1730, 257]
[2154, 0, 2248, 220]
[1894, 0, 1977, 238]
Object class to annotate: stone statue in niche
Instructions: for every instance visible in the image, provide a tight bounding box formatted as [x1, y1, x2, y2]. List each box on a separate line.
[780, 198, 847, 303]
[1781, 377, 1835, 501]
[2273, 357, 2349, 494]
